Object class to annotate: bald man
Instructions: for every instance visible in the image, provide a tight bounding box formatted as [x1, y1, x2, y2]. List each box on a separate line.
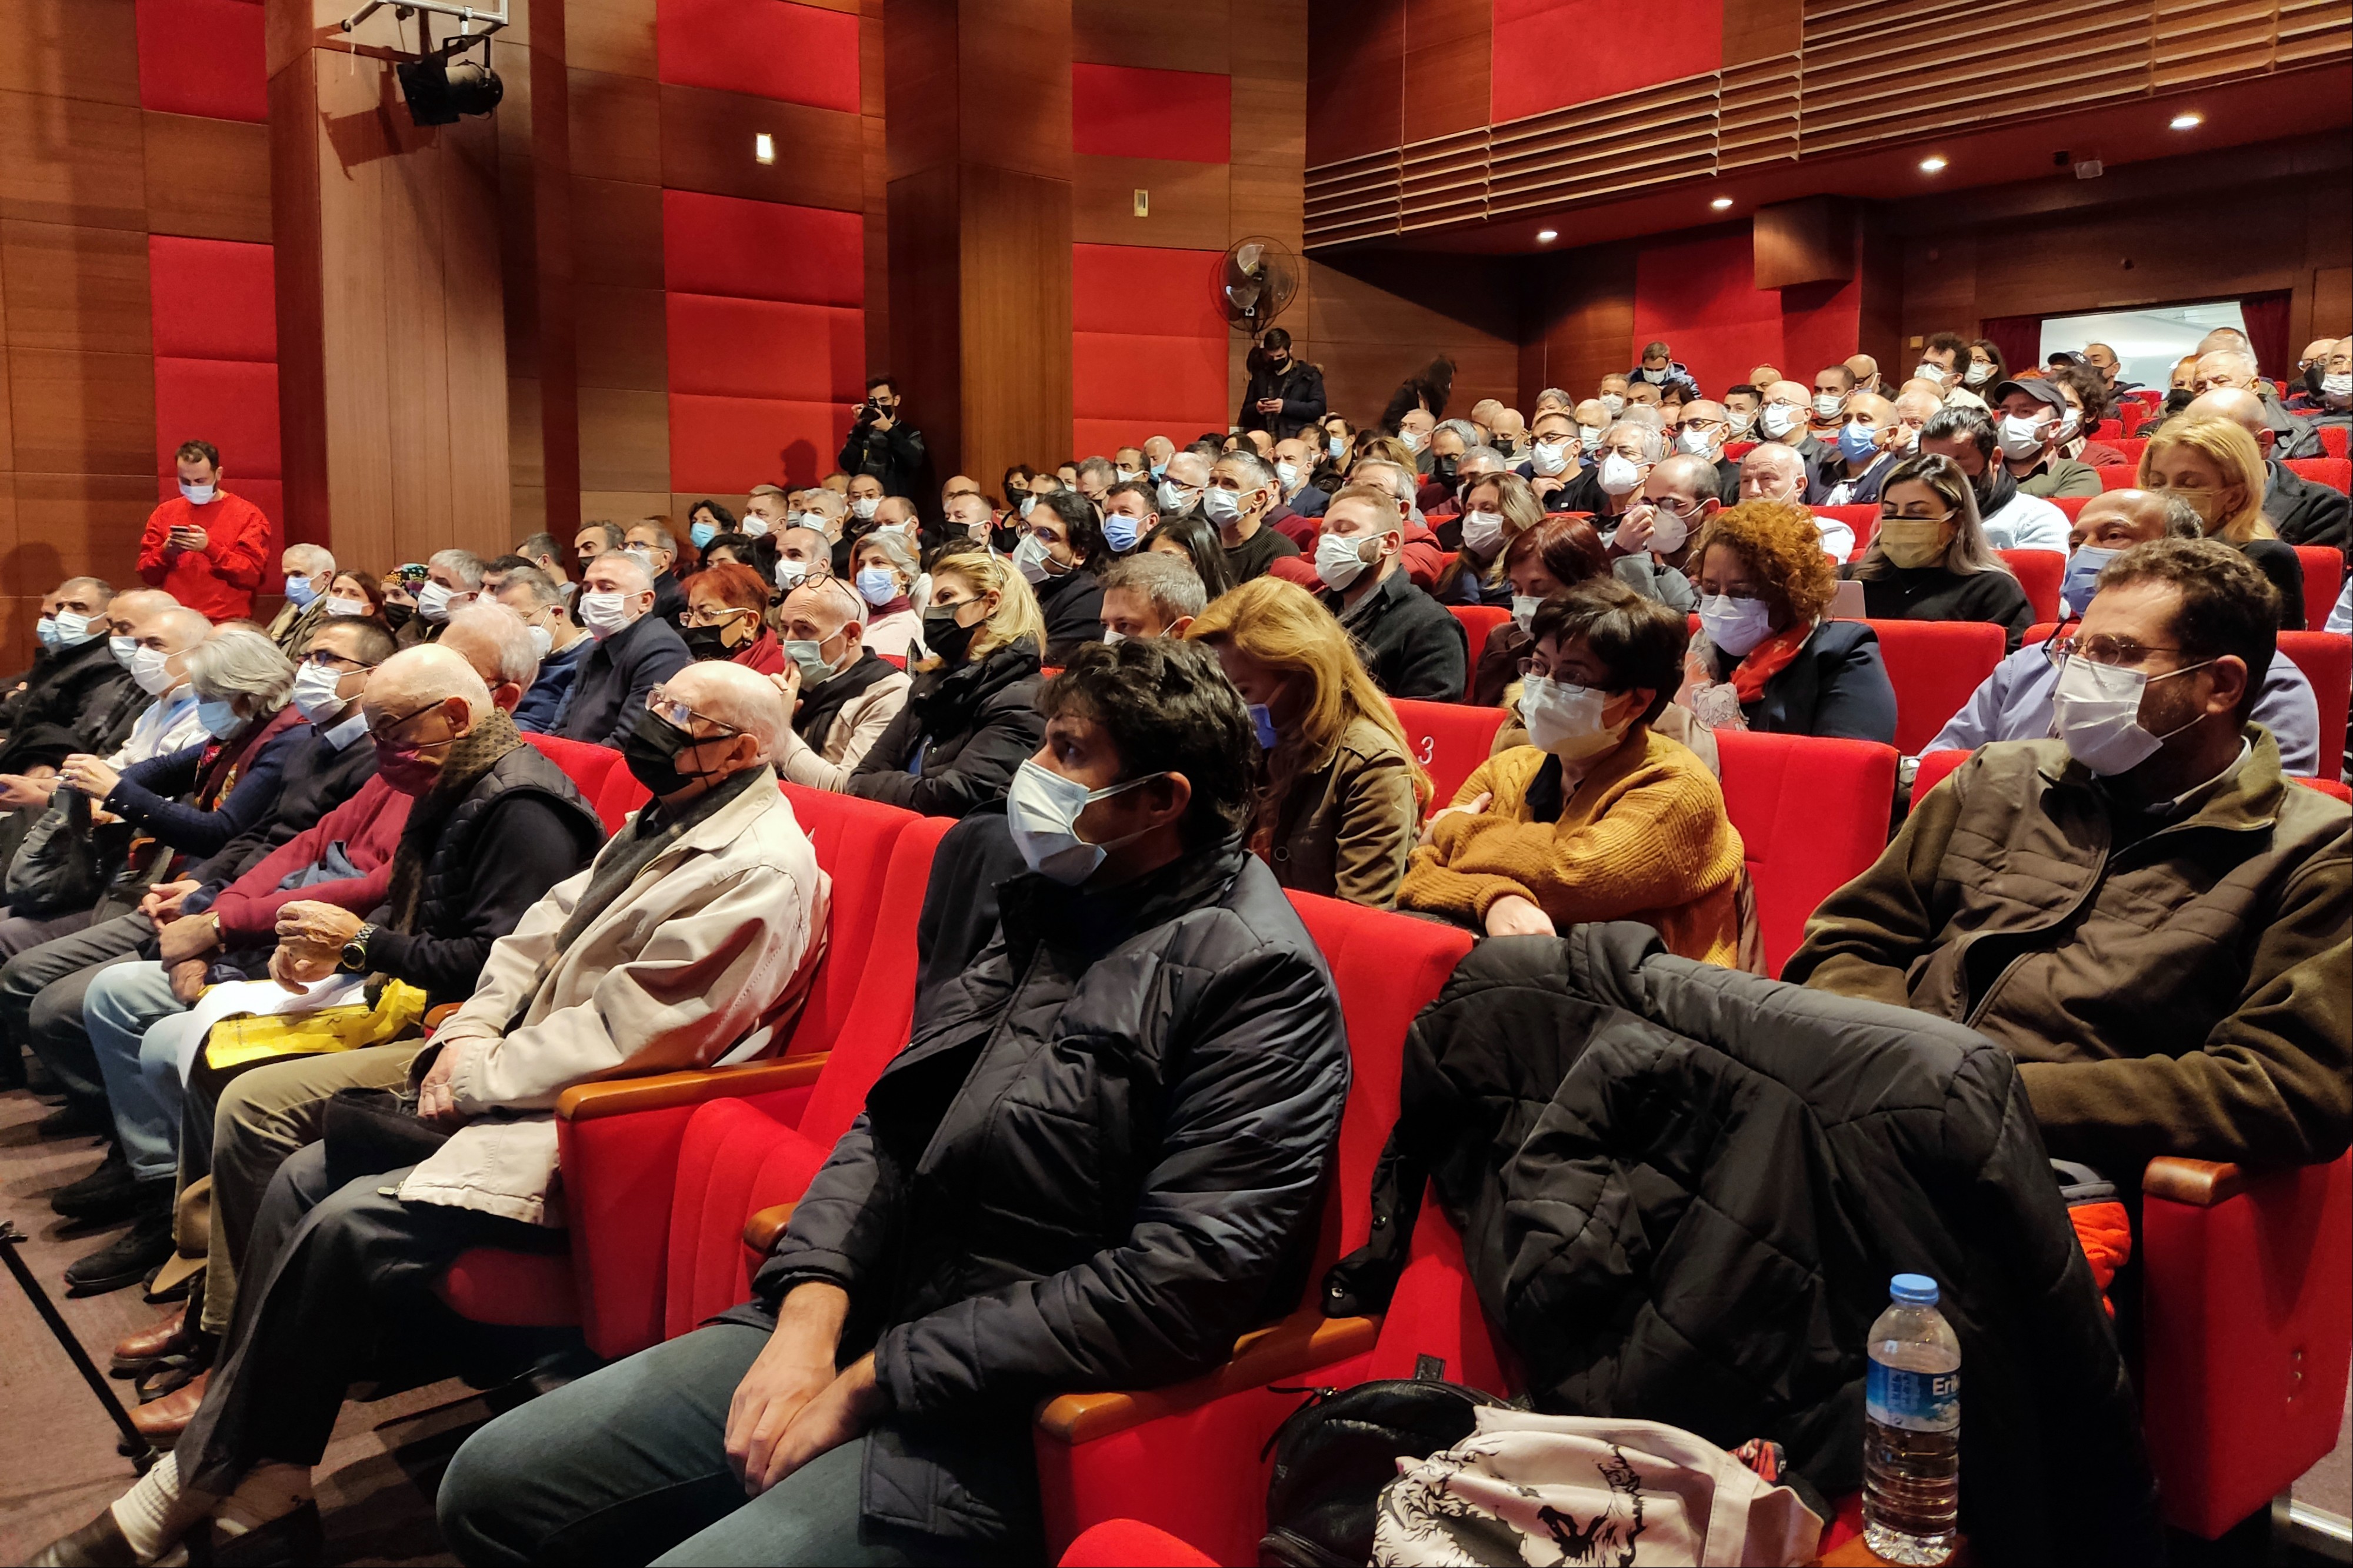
[1808, 391, 1905, 506]
[1844, 353, 1881, 398]
[2185, 387, 2350, 551]
[1758, 379, 1828, 463]
[1740, 442, 1854, 561]
[2194, 348, 2323, 458]
[1927, 489, 2321, 775]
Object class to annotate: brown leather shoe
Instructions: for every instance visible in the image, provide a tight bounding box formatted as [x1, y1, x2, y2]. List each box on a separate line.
[111, 1302, 191, 1376]
[26, 1507, 139, 1566]
[129, 1369, 208, 1444]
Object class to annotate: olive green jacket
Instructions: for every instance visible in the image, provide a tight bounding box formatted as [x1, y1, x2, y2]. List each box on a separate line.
[1264, 715, 1418, 909]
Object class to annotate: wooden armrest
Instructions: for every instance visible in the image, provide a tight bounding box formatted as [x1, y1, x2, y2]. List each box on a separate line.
[2143, 1156, 2247, 1207]
[744, 1202, 797, 1253]
[1034, 1310, 1380, 1446]
[555, 1053, 829, 1122]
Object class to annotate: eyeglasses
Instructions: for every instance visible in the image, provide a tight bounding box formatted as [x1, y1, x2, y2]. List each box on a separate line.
[2042, 633, 2185, 669]
[366, 702, 451, 743]
[684, 603, 755, 628]
[644, 686, 741, 737]
[302, 650, 378, 673]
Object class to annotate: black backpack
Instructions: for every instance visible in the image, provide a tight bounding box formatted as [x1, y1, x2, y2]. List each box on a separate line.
[1259, 1360, 1508, 1568]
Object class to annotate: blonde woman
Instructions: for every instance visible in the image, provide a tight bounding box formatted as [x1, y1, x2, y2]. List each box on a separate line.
[1187, 577, 1426, 908]
[846, 546, 1048, 816]
[1841, 452, 2035, 650]
[1434, 469, 1546, 607]
[2140, 414, 2308, 628]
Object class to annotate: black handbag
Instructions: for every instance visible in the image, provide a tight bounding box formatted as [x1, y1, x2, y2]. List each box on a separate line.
[1258, 1362, 1509, 1568]
[322, 1086, 452, 1191]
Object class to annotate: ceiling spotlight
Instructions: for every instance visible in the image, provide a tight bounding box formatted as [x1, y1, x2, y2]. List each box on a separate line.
[1537, 229, 1558, 242]
[2170, 111, 2203, 130]
[395, 48, 502, 126]
[1710, 196, 1733, 210]
[754, 132, 776, 165]
[1919, 155, 1948, 173]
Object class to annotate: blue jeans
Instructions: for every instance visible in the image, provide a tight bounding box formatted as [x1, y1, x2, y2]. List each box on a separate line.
[84, 960, 201, 1182]
[438, 1323, 952, 1567]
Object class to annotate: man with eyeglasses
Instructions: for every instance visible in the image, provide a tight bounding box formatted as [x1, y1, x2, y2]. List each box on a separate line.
[1558, 421, 1665, 529]
[1806, 391, 1907, 508]
[39, 660, 828, 1566]
[494, 565, 595, 732]
[1668, 399, 1741, 503]
[1790, 536, 2350, 1176]
[1604, 453, 1712, 613]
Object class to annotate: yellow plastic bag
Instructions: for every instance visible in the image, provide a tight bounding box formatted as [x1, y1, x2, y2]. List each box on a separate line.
[202, 979, 431, 1070]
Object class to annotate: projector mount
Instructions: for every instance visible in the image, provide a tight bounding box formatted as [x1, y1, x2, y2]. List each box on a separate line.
[340, 1, 510, 56]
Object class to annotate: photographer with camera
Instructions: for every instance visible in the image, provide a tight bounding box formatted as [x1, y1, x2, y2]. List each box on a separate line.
[836, 373, 928, 501]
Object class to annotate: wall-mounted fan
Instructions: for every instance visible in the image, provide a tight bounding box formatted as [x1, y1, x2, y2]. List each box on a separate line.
[1215, 236, 1300, 336]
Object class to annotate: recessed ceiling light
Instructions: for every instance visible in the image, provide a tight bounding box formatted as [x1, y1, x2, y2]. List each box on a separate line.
[1709, 196, 1733, 210]
[2170, 111, 2203, 130]
[754, 132, 775, 164]
[1536, 229, 1558, 242]
[1919, 155, 1948, 172]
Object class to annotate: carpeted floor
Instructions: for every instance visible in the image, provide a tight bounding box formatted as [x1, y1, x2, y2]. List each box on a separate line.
[0, 1085, 478, 1566]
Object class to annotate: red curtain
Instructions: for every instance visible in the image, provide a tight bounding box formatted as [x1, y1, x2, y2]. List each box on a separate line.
[1978, 313, 2045, 379]
[2239, 290, 2292, 382]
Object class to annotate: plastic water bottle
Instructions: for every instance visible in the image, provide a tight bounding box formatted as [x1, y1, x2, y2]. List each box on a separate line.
[1863, 1273, 1961, 1565]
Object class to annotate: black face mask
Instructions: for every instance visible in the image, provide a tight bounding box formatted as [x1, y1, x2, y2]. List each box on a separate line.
[621, 708, 726, 797]
[1429, 455, 1458, 481]
[922, 604, 979, 665]
[681, 623, 732, 661]
[2163, 388, 2194, 415]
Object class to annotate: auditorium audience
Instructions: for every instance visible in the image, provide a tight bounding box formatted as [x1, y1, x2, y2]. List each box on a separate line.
[1604, 452, 1712, 612]
[319, 571, 391, 631]
[1807, 391, 1907, 507]
[624, 519, 691, 627]
[137, 441, 271, 623]
[2084, 341, 2138, 397]
[2301, 338, 2351, 428]
[0, 578, 135, 784]
[1269, 435, 1329, 525]
[1809, 363, 1855, 434]
[1207, 449, 1305, 583]
[2194, 346, 2323, 458]
[1016, 491, 1109, 666]
[1398, 580, 1743, 956]
[492, 566, 593, 732]
[1434, 470, 1544, 606]
[684, 499, 736, 551]
[399, 550, 487, 648]
[1238, 326, 1327, 439]
[1098, 552, 1205, 641]
[1930, 489, 2320, 775]
[2139, 413, 2309, 629]
[1792, 538, 2350, 1172]
[1558, 421, 1662, 530]
[1679, 500, 1898, 745]
[1144, 509, 1240, 600]
[1188, 578, 1422, 907]
[1991, 378, 2100, 498]
[1757, 380, 1828, 464]
[554, 553, 694, 750]
[2184, 386, 2350, 553]
[768, 575, 912, 793]
[435, 636, 1338, 1567]
[683, 562, 785, 676]
[1467, 515, 1611, 708]
[1962, 338, 2006, 397]
[1314, 483, 1468, 701]
[267, 545, 337, 655]
[848, 531, 926, 663]
[1919, 406, 2069, 553]
[1739, 440, 1854, 560]
[1342, 458, 1448, 587]
[1843, 453, 2035, 650]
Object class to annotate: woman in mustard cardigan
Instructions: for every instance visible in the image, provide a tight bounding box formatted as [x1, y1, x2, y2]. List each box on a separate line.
[1398, 577, 1745, 962]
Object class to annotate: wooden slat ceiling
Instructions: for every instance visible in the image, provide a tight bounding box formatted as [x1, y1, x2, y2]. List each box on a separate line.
[1302, 0, 2351, 246]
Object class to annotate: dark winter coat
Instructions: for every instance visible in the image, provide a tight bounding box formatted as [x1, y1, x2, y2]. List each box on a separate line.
[848, 638, 1046, 818]
[1327, 923, 2161, 1566]
[0, 635, 139, 773]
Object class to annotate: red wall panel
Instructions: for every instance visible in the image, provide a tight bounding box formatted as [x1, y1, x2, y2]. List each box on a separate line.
[135, 0, 266, 122]
[1490, 0, 1722, 124]
[664, 191, 865, 306]
[155, 358, 281, 481]
[669, 393, 853, 492]
[148, 236, 276, 361]
[1629, 223, 1864, 399]
[1071, 243, 1229, 452]
[1072, 64, 1232, 164]
[665, 295, 865, 402]
[148, 236, 280, 537]
[657, 0, 860, 114]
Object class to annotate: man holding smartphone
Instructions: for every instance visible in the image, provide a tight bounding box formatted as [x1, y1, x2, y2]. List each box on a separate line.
[136, 440, 273, 622]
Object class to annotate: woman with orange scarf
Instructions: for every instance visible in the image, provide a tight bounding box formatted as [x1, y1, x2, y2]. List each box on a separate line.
[1675, 499, 1898, 743]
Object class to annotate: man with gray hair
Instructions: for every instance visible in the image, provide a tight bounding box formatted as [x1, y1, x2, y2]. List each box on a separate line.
[494, 566, 595, 731]
[2194, 349, 2324, 459]
[1205, 449, 1302, 583]
[624, 519, 690, 627]
[1099, 552, 1205, 640]
[740, 485, 790, 539]
[268, 544, 338, 653]
[1559, 420, 1665, 529]
[1075, 456, 1116, 506]
[555, 551, 692, 750]
[398, 548, 486, 648]
[439, 600, 544, 715]
[1737, 441, 1854, 560]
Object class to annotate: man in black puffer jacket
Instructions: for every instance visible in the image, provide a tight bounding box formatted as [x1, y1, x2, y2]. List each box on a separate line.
[438, 638, 1351, 1566]
[1329, 923, 2161, 1566]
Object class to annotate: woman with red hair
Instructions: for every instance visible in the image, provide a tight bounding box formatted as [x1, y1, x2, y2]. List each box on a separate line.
[681, 561, 783, 675]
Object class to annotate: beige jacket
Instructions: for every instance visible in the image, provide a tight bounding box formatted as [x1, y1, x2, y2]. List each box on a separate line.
[399, 768, 829, 1223]
[778, 662, 912, 790]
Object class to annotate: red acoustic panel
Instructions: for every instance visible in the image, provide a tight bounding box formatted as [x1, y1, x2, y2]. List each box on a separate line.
[1631, 226, 1781, 399]
[1490, 0, 1722, 124]
[665, 294, 865, 402]
[148, 236, 276, 361]
[668, 392, 856, 492]
[154, 357, 280, 479]
[662, 190, 864, 306]
[1072, 333, 1228, 422]
[656, 0, 859, 113]
[1071, 64, 1231, 164]
[1072, 243, 1226, 338]
[135, 0, 267, 122]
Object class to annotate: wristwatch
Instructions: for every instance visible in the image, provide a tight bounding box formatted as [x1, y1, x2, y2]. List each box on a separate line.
[338, 922, 376, 974]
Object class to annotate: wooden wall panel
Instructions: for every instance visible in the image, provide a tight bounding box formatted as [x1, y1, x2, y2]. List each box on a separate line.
[579, 488, 669, 522]
[0, 220, 151, 353]
[0, 89, 149, 231]
[1305, 0, 1404, 168]
[1307, 251, 1520, 422]
[659, 85, 865, 212]
[569, 69, 664, 186]
[575, 283, 668, 391]
[577, 387, 671, 492]
[570, 176, 664, 288]
[2315, 265, 2351, 338]
[1399, 0, 1491, 146]
[8, 346, 154, 473]
[959, 164, 1071, 493]
[565, 0, 658, 78]
[1722, 0, 1802, 65]
[1073, 0, 1232, 72]
[12, 472, 155, 579]
[1522, 244, 1638, 411]
[1072, 156, 1229, 248]
[143, 112, 272, 242]
[0, 0, 144, 106]
[1230, 0, 1310, 410]
[862, 0, 889, 373]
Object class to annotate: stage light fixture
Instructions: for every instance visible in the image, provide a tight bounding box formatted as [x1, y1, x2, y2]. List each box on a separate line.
[398, 49, 503, 125]
[2170, 111, 2203, 130]
[1537, 229, 1558, 242]
[1710, 196, 1733, 210]
[1919, 155, 1948, 172]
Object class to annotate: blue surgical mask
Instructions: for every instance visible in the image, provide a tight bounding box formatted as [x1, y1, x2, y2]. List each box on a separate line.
[2062, 545, 2118, 615]
[1101, 513, 1139, 553]
[284, 574, 320, 609]
[196, 698, 242, 739]
[1837, 421, 1882, 464]
[691, 521, 718, 549]
[1150, 461, 1168, 480]
[1248, 702, 1279, 751]
[1005, 758, 1166, 885]
[854, 566, 899, 607]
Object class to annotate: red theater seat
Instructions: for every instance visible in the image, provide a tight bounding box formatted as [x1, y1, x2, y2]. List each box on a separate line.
[2287, 457, 2351, 495]
[2278, 632, 2349, 774]
[1867, 618, 2008, 755]
[1809, 503, 1878, 561]
[2314, 425, 2348, 461]
[1912, 747, 1971, 802]
[1447, 605, 1510, 700]
[2303, 777, 2352, 802]
[1388, 698, 1508, 813]
[519, 732, 631, 832]
[1714, 730, 1897, 977]
[2097, 465, 2147, 491]
[2294, 545, 2343, 632]
[2052, 495, 2092, 522]
[1725, 441, 1757, 460]
[2108, 436, 2147, 462]
[1998, 549, 2063, 623]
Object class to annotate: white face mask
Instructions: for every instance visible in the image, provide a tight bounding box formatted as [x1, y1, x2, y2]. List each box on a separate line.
[1202, 488, 1244, 526]
[578, 589, 637, 639]
[1638, 366, 1665, 384]
[1156, 479, 1195, 515]
[2051, 653, 2212, 776]
[1675, 428, 1716, 458]
[1997, 413, 2051, 460]
[1914, 361, 1947, 385]
[131, 645, 177, 696]
[42, 610, 98, 649]
[1116, 466, 1143, 482]
[2052, 411, 2081, 443]
[179, 481, 216, 505]
[1963, 361, 1996, 386]
[1521, 677, 1630, 761]
[1596, 453, 1644, 496]
[527, 622, 555, 660]
[775, 558, 810, 592]
[739, 515, 772, 538]
[1699, 593, 1776, 658]
[1577, 423, 1605, 448]
[1004, 758, 1164, 885]
[415, 581, 457, 623]
[1511, 594, 1541, 631]
[1011, 532, 1058, 585]
[325, 595, 371, 619]
[852, 496, 881, 520]
[1530, 440, 1570, 476]
[1758, 403, 1801, 440]
[1599, 393, 1626, 416]
[1458, 509, 1505, 556]
[1275, 461, 1301, 489]
[290, 660, 349, 724]
[2324, 372, 2353, 399]
[111, 634, 139, 669]
[1645, 507, 1692, 555]
[1812, 392, 1843, 420]
[1315, 530, 1375, 591]
[1398, 428, 1427, 453]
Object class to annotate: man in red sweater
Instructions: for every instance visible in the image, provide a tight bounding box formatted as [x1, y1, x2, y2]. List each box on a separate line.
[138, 440, 272, 622]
